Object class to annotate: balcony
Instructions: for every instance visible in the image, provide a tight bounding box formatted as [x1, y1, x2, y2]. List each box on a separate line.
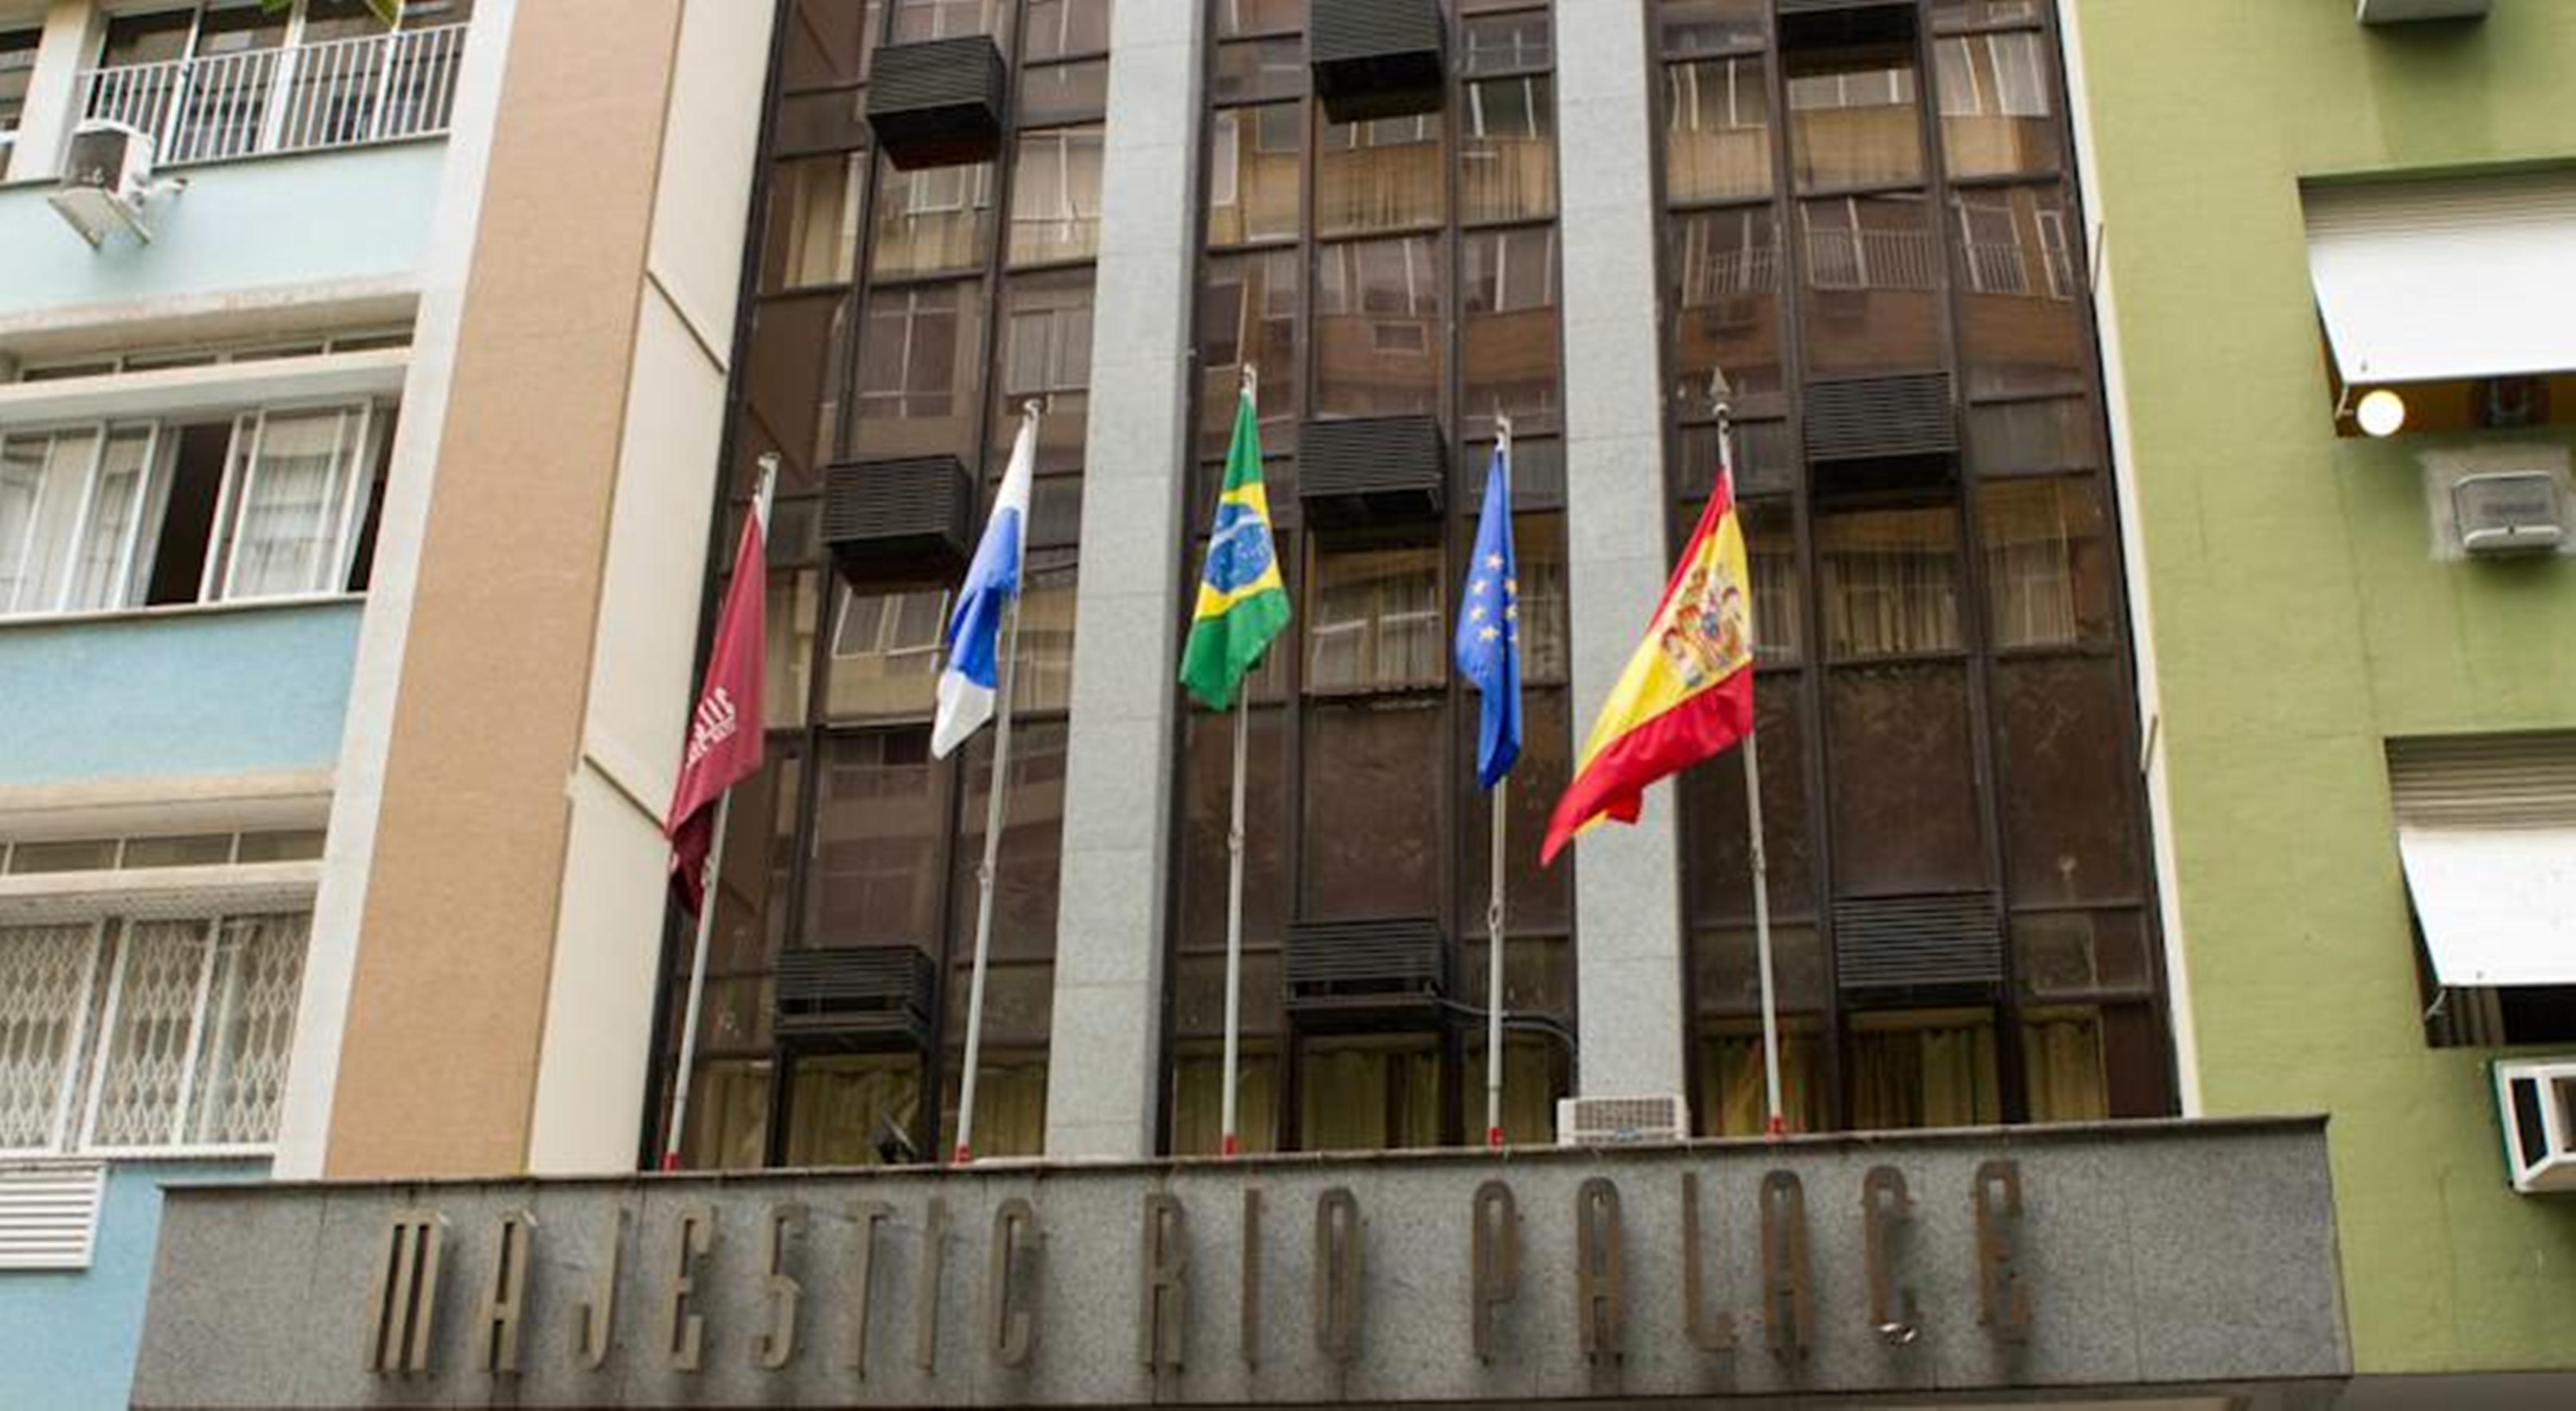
[75, 24, 467, 168]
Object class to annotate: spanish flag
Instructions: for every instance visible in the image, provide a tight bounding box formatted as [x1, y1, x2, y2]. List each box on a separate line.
[1540, 459, 1755, 863]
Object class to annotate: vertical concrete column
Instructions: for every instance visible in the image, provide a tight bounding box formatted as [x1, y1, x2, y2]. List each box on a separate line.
[1043, 0, 1206, 1158]
[1554, 1, 1691, 1100]
[8, 1, 104, 182]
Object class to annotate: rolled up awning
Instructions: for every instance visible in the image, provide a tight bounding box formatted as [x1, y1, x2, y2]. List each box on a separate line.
[2389, 733, 2576, 988]
[2302, 169, 2576, 386]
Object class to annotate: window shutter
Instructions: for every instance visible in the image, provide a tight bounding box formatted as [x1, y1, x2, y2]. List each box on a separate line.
[0, 1160, 106, 1270]
[2388, 733, 2576, 830]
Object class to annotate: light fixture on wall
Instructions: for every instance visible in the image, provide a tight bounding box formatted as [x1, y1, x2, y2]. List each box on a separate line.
[2357, 388, 2409, 438]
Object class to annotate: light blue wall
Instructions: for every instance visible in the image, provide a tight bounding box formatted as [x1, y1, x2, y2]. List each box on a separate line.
[0, 141, 441, 319]
[0, 1159, 266, 1411]
[0, 599, 360, 786]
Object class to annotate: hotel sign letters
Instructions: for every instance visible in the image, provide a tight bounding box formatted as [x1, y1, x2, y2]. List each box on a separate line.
[131, 1123, 2354, 1407]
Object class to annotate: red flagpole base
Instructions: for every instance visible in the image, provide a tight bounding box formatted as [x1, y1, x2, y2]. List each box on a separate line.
[660, 1151, 681, 1172]
[1765, 1114, 1788, 1138]
[1221, 1133, 1240, 1157]
[952, 1143, 972, 1165]
[1486, 1125, 1505, 1149]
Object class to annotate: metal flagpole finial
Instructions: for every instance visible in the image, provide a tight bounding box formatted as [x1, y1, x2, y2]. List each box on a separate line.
[1241, 363, 1258, 399]
[753, 452, 782, 529]
[1494, 402, 1513, 449]
[1709, 366, 1735, 435]
[1023, 397, 1047, 423]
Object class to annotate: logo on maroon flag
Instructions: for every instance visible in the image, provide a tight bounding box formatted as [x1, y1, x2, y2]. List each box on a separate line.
[665, 510, 767, 914]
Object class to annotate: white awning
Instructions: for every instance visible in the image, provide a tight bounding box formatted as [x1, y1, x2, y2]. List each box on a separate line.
[2390, 733, 2576, 988]
[2301, 169, 2576, 385]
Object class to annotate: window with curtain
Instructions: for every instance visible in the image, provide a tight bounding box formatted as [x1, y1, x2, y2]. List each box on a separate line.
[1819, 504, 1962, 657]
[1172, 1043, 1282, 1155]
[1299, 1038, 1443, 1152]
[1698, 1023, 1829, 1137]
[1008, 125, 1105, 264]
[216, 406, 373, 601]
[1305, 545, 1444, 692]
[1461, 75, 1555, 224]
[1848, 1009, 2000, 1130]
[0, 910, 309, 1155]
[1665, 55, 1772, 202]
[785, 1053, 922, 1165]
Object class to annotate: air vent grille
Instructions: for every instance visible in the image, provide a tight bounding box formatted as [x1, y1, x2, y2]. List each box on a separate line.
[1300, 417, 1446, 529]
[775, 947, 938, 1051]
[1286, 918, 1448, 1023]
[0, 1161, 105, 1271]
[865, 36, 1006, 170]
[1805, 372, 1956, 461]
[1833, 892, 2004, 994]
[823, 455, 977, 586]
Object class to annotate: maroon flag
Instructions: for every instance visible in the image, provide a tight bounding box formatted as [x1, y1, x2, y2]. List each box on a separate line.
[665, 508, 767, 914]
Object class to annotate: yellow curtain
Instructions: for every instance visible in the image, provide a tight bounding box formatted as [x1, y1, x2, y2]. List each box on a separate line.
[2022, 1010, 2109, 1123]
[1464, 1039, 1565, 1145]
[1851, 1014, 1999, 1130]
[681, 1060, 773, 1171]
[1697, 1028, 1827, 1137]
[1300, 1041, 1442, 1152]
[1172, 1050, 1280, 1156]
[784, 1054, 919, 1166]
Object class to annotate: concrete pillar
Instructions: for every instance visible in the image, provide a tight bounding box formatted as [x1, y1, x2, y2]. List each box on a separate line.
[1554, 1, 1691, 1100]
[9, 0, 105, 182]
[1042, 0, 1207, 1158]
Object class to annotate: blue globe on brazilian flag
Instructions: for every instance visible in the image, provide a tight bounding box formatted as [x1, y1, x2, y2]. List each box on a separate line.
[1179, 384, 1291, 710]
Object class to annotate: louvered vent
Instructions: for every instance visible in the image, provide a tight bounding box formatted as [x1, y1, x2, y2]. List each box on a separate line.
[1834, 893, 2004, 995]
[1286, 919, 1448, 1025]
[2388, 732, 2576, 829]
[1311, 0, 1447, 123]
[1804, 372, 1956, 462]
[1299, 417, 1446, 529]
[0, 1161, 105, 1270]
[824, 455, 977, 586]
[775, 947, 938, 1052]
[864, 35, 1006, 170]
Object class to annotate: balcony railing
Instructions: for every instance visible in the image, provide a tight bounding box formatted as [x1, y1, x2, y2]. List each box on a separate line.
[77, 24, 467, 168]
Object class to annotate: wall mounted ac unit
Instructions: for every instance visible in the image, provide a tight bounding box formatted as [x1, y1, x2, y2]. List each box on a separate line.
[2357, 0, 2491, 21]
[2495, 1059, 2576, 1193]
[1556, 1094, 1689, 1147]
[2453, 471, 2564, 556]
[49, 120, 159, 249]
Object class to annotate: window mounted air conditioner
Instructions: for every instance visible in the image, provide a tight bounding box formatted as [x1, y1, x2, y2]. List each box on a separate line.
[2494, 1059, 2576, 1193]
[2453, 472, 2564, 556]
[1555, 1094, 1689, 1147]
[48, 120, 163, 249]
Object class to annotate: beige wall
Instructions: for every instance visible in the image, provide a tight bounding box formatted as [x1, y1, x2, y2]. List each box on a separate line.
[321, 0, 765, 1177]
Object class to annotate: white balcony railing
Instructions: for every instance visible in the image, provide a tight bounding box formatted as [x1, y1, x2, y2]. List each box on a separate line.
[1807, 228, 1942, 293]
[77, 24, 467, 168]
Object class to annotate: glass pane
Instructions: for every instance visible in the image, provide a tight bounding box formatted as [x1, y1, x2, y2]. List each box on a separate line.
[67, 428, 155, 613]
[1212, 37, 1304, 103]
[1801, 194, 1945, 374]
[1935, 30, 2061, 177]
[871, 159, 995, 277]
[2013, 909, 2150, 997]
[709, 742, 801, 973]
[1954, 186, 2086, 398]
[1462, 688, 1573, 932]
[1300, 1037, 1443, 1151]
[1514, 514, 1570, 683]
[1850, 1009, 2000, 1129]
[779, 0, 882, 90]
[852, 281, 987, 460]
[234, 830, 327, 863]
[1462, 227, 1561, 436]
[6, 840, 117, 874]
[1931, 0, 2049, 32]
[0, 923, 97, 1149]
[1693, 925, 1825, 1014]
[1786, 39, 1922, 191]
[1462, 1037, 1568, 1145]
[1461, 14, 1550, 73]
[1174, 949, 1286, 1038]
[1461, 933, 1573, 1022]
[1303, 698, 1443, 920]
[766, 568, 820, 728]
[1664, 57, 1771, 202]
[826, 584, 951, 720]
[1214, 0, 1302, 37]
[2021, 1006, 2108, 1123]
[88, 919, 211, 1148]
[1697, 1019, 1829, 1136]
[1022, 0, 1110, 59]
[807, 729, 949, 948]
[1968, 396, 2097, 475]
[1317, 112, 1446, 237]
[1660, 0, 1767, 58]
[225, 409, 362, 600]
[938, 1045, 1048, 1155]
[679, 1058, 771, 1170]
[1995, 656, 2141, 906]
[1306, 544, 1443, 692]
[787, 1053, 922, 1165]
[1819, 503, 1961, 658]
[99, 10, 195, 68]
[181, 913, 308, 1147]
[1008, 125, 1104, 264]
[1179, 707, 1290, 949]
[1017, 58, 1107, 124]
[994, 270, 1095, 470]
[762, 153, 866, 291]
[1682, 684, 1813, 921]
[1978, 475, 2111, 649]
[1670, 207, 1784, 405]
[0, 30, 36, 138]
[774, 88, 870, 156]
[1198, 249, 1299, 459]
[1172, 1041, 1280, 1155]
[120, 835, 234, 868]
[1315, 236, 1443, 418]
[1207, 103, 1302, 246]
[1828, 663, 1985, 892]
[0, 430, 100, 615]
[892, 0, 1011, 43]
[948, 722, 1069, 960]
[745, 291, 848, 476]
[1461, 76, 1555, 223]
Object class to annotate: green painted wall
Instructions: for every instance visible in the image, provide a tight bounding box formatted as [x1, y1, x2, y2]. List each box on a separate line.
[2068, 0, 2576, 1377]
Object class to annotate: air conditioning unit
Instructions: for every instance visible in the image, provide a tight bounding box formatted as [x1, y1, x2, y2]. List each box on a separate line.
[1555, 1094, 1689, 1147]
[49, 120, 160, 249]
[2453, 471, 2564, 557]
[2494, 1059, 2576, 1194]
[2357, 0, 2490, 23]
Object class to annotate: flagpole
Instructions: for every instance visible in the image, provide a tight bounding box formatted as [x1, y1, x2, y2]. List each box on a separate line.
[663, 453, 779, 1172]
[1485, 414, 1512, 1149]
[1219, 366, 1255, 1158]
[1720, 405, 1787, 1138]
[954, 403, 1040, 1165]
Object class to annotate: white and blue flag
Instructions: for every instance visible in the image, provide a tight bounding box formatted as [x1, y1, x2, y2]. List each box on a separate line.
[932, 409, 1039, 758]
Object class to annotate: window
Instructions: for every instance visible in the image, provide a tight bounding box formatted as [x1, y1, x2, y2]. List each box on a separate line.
[1664, 56, 1772, 202]
[0, 27, 37, 172]
[1305, 545, 1443, 693]
[0, 910, 310, 1155]
[1008, 125, 1105, 265]
[0, 402, 384, 620]
[2390, 733, 2576, 1047]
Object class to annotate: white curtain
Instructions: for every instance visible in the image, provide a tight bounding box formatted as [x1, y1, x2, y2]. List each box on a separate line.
[66, 429, 154, 613]
[225, 409, 358, 599]
[0, 431, 100, 616]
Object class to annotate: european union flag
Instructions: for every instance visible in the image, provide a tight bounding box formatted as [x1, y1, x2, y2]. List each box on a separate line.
[1455, 441, 1523, 789]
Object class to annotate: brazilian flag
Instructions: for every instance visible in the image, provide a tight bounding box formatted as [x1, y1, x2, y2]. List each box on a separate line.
[1179, 386, 1291, 709]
